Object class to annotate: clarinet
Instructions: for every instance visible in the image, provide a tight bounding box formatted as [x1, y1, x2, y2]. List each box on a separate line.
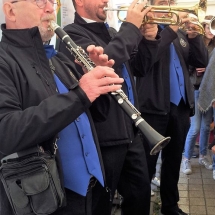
[49, 20, 170, 155]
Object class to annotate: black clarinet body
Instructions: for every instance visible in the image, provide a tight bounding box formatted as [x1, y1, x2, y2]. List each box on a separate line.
[49, 21, 170, 155]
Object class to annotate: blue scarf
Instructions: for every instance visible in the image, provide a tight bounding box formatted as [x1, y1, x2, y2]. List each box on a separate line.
[44, 44, 57, 58]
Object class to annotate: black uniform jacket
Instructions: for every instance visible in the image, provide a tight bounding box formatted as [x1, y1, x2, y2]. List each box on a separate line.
[132, 26, 209, 116]
[0, 24, 106, 214]
[58, 12, 160, 146]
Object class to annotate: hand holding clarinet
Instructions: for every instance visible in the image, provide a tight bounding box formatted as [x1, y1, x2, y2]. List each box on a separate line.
[49, 20, 170, 155]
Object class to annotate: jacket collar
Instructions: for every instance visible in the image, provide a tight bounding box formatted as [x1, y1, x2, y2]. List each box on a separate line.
[74, 12, 108, 35]
[1, 24, 43, 48]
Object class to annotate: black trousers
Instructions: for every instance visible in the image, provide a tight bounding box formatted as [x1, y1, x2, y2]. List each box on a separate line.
[52, 187, 94, 215]
[142, 100, 190, 214]
[92, 134, 151, 215]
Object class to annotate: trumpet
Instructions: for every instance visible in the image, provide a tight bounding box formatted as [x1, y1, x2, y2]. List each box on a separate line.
[197, 16, 215, 36]
[179, 14, 205, 35]
[209, 16, 215, 35]
[104, 0, 207, 34]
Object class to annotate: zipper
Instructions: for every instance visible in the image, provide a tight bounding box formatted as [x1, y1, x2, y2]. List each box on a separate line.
[33, 65, 50, 86]
[5, 165, 44, 179]
[53, 137, 59, 155]
[41, 156, 62, 205]
[32, 38, 54, 96]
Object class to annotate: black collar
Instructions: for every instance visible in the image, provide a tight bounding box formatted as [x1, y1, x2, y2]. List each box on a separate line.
[1, 24, 43, 48]
[74, 12, 108, 35]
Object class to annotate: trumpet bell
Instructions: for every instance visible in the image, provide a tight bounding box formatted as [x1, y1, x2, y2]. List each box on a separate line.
[196, 0, 207, 23]
[179, 14, 205, 35]
[210, 17, 215, 35]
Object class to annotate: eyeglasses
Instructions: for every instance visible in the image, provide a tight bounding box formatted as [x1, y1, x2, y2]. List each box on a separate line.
[11, 0, 60, 9]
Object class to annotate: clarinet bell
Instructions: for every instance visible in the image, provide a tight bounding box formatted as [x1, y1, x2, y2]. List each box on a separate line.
[136, 118, 171, 155]
[149, 137, 171, 155]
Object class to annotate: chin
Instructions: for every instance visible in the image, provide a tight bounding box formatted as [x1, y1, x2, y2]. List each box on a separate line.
[40, 32, 55, 42]
[99, 15, 107, 22]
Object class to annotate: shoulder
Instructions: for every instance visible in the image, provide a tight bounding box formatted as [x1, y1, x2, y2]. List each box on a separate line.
[64, 23, 86, 33]
[0, 45, 16, 70]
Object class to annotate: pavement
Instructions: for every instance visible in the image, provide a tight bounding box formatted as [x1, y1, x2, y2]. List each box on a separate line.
[111, 150, 215, 215]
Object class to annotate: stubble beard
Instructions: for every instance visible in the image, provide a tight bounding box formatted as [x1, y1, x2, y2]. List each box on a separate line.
[85, 6, 106, 22]
[97, 12, 106, 22]
[39, 24, 55, 42]
[39, 15, 55, 42]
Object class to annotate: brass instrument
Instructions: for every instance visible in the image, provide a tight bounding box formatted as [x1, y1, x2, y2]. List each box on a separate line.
[179, 14, 205, 35]
[209, 16, 215, 35]
[104, 0, 207, 34]
[196, 16, 215, 36]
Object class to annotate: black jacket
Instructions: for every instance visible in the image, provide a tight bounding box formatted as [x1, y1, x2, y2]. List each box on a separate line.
[0, 24, 105, 214]
[132, 26, 208, 115]
[58, 12, 160, 146]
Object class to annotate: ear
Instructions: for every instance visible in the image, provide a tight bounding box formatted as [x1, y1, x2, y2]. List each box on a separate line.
[75, 0, 84, 7]
[3, 2, 16, 22]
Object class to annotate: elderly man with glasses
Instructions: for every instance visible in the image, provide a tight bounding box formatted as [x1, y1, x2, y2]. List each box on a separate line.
[0, 0, 124, 215]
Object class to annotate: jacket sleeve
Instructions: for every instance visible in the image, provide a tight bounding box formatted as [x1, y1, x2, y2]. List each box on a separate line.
[130, 26, 176, 77]
[151, 26, 179, 63]
[187, 34, 208, 68]
[61, 22, 143, 68]
[102, 22, 143, 67]
[0, 60, 91, 156]
[157, 28, 208, 68]
[129, 36, 161, 77]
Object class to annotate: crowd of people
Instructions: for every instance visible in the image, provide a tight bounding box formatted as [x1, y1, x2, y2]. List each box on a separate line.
[0, 0, 214, 215]
[182, 16, 215, 176]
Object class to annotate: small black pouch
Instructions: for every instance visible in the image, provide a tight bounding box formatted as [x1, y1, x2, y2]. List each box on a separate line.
[0, 147, 65, 215]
